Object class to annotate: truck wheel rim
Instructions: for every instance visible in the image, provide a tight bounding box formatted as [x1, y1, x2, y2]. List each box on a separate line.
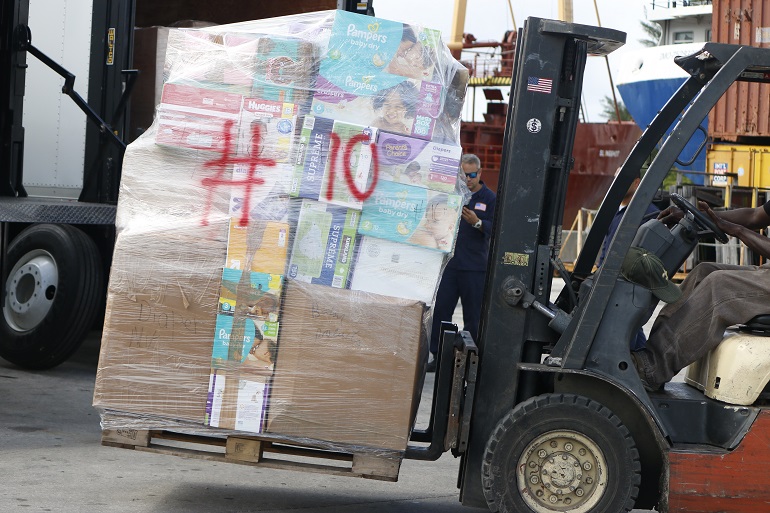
[517, 430, 607, 513]
[3, 250, 58, 332]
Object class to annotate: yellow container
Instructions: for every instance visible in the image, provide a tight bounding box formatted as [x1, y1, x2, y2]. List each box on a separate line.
[707, 144, 770, 188]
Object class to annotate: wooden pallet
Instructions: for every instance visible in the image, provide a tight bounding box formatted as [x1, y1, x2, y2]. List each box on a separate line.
[102, 428, 401, 481]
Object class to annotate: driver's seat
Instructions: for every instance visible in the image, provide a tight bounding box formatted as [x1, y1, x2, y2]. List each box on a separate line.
[685, 315, 770, 405]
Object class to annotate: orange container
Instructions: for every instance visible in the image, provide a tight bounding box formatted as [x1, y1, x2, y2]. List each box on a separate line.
[709, 0, 770, 141]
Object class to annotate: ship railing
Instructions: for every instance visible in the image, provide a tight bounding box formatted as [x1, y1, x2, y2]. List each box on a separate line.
[650, 0, 712, 10]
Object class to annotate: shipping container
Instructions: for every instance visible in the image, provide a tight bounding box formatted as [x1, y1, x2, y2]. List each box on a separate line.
[707, 143, 770, 188]
[709, 0, 770, 141]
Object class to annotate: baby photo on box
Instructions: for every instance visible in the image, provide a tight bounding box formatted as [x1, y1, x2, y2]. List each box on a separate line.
[211, 313, 279, 372]
[312, 77, 441, 140]
[252, 35, 318, 106]
[359, 180, 462, 252]
[323, 10, 442, 82]
[218, 267, 282, 322]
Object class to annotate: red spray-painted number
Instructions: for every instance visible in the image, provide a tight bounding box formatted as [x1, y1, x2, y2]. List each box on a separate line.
[325, 132, 380, 203]
[200, 119, 275, 227]
[201, 121, 381, 227]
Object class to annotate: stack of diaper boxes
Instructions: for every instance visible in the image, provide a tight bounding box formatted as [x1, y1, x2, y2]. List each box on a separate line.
[94, 10, 469, 456]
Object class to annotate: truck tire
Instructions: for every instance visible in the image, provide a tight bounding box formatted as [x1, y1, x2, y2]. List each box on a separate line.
[1, 224, 103, 369]
[482, 393, 640, 513]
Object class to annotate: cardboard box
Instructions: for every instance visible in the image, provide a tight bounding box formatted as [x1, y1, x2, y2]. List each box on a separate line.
[210, 312, 279, 378]
[322, 10, 442, 83]
[218, 267, 282, 321]
[376, 133, 461, 193]
[359, 181, 462, 252]
[291, 116, 377, 209]
[237, 98, 298, 164]
[287, 199, 359, 288]
[312, 11, 443, 140]
[164, 29, 256, 96]
[116, 131, 233, 228]
[94, 223, 228, 423]
[252, 36, 318, 106]
[226, 98, 297, 224]
[312, 77, 442, 140]
[225, 218, 289, 276]
[130, 21, 218, 141]
[350, 236, 445, 305]
[206, 371, 270, 432]
[266, 281, 427, 452]
[156, 83, 243, 151]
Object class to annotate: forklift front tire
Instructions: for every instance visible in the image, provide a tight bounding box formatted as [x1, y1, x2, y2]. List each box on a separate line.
[481, 393, 641, 513]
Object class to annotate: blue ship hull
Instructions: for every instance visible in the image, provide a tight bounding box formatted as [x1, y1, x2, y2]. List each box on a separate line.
[617, 42, 710, 185]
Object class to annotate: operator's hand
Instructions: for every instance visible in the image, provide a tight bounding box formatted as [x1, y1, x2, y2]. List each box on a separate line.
[462, 206, 480, 225]
[705, 207, 741, 238]
[656, 206, 684, 227]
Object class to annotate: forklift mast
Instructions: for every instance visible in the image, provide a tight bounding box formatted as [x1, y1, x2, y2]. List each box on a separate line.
[458, 18, 626, 506]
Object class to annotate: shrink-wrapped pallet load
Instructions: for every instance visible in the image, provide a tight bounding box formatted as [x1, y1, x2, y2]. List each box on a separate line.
[94, 10, 470, 469]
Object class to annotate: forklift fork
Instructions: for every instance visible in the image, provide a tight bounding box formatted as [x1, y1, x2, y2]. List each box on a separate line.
[406, 322, 478, 460]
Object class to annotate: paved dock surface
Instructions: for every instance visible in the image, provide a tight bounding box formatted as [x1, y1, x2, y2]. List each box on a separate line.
[1, 278, 656, 512]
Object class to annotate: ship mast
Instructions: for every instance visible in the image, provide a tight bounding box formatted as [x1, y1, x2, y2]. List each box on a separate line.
[448, 0, 468, 60]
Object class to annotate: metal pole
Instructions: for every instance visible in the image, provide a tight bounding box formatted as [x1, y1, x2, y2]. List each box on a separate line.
[506, 0, 517, 29]
[592, 0, 622, 122]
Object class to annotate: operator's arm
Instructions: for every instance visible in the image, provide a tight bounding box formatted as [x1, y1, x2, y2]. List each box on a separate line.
[658, 201, 770, 231]
[706, 206, 770, 260]
[709, 202, 770, 231]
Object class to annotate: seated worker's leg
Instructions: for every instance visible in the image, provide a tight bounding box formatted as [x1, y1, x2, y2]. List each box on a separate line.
[458, 269, 486, 343]
[430, 267, 461, 357]
[635, 265, 770, 388]
[650, 262, 749, 330]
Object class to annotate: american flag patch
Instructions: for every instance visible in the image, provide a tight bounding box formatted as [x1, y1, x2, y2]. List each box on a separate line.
[527, 76, 553, 94]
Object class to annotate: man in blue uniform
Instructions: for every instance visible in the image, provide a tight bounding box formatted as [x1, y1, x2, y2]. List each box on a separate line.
[428, 154, 496, 372]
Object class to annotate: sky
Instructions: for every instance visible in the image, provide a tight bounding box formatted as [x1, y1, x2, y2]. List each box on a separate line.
[375, 0, 650, 122]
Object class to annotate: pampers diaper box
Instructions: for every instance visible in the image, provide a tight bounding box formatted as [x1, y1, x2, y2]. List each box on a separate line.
[359, 180, 462, 253]
[218, 267, 282, 321]
[311, 11, 443, 140]
[375, 132, 461, 193]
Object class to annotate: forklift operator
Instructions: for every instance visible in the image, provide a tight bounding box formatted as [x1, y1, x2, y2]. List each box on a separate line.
[632, 200, 770, 391]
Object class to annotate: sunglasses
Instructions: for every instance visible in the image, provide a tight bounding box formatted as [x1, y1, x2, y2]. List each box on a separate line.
[464, 172, 478, 179]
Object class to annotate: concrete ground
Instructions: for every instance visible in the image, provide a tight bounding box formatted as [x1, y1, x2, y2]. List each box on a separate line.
[0, 278, 656, 512]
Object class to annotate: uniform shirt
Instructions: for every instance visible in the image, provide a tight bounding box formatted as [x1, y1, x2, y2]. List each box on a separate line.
[447, 182, 497, 272]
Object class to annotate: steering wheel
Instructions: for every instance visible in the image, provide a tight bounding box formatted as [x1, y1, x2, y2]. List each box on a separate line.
[671, 193, 729, 244]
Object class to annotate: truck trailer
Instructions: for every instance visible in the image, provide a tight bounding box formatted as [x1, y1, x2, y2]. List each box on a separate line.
[0, 0, 372, 369]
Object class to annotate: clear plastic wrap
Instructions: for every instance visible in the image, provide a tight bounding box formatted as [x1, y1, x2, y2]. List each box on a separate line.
[94, 10, 470, 461]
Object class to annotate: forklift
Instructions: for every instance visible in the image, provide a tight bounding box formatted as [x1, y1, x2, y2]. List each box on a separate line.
[409, 16, 770, 513]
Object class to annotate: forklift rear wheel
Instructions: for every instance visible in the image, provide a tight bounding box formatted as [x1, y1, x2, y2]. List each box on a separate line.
[481, 393, 641, 513]
[1, 224, 103, 369]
